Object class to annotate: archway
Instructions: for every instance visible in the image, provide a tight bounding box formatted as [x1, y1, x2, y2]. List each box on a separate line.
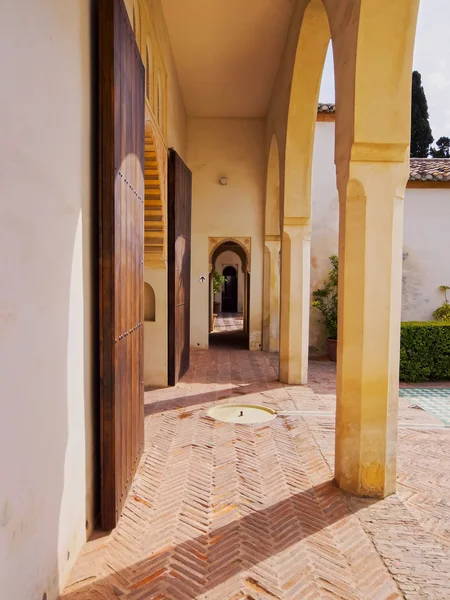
[280, 0, 330, 385]
[280, 0, 420, 497]
[209, 240, 250, 349]
[222, 266, 238, 312]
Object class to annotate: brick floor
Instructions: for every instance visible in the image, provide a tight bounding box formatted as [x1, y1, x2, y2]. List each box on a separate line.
[62, 349, 450, 600]
[213, 312, 244, 332]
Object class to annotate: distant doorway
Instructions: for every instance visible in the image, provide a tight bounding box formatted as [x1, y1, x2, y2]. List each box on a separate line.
[209, 240, 250, 349]
[222, 266, 238, 312]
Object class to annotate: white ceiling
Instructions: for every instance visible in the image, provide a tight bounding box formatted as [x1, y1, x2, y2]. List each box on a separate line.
[161, 0, 295, 118]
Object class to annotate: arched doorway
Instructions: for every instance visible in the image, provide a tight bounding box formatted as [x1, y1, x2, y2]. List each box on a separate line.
[209, 240, 249, 348]
[222, 266, 238, 312]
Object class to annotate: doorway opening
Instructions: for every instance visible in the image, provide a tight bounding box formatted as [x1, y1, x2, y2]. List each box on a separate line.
[222, 266, 238, 312]
[209, 240, 250, 349]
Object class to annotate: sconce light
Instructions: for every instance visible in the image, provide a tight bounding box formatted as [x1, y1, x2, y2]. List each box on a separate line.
[219, 176, 228, 186]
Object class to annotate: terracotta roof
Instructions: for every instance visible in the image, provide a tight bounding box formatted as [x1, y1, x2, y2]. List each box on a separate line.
[409, 158, 450, 182]
[317, 105, 450, 182]
[318, 103, 335, 114]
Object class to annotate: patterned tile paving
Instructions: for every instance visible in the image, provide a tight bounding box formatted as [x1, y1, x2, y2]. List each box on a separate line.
[400, 388, 450, 426]
[61, 349, 450, 600]
[213, 312, 244, 332]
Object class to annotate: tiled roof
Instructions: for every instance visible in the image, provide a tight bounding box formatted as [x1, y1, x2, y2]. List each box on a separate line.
[317, 105, 450, 182]
[318, 103, 335, 114]
[409, 158, 450, 182]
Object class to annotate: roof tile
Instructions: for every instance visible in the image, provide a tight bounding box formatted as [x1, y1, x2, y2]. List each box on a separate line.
[317, 105, 450, 182]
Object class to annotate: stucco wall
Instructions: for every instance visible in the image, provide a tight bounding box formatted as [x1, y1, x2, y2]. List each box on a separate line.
[188, 118, 265, 350]
[310, 120, 450, 354]
[144, 267, 168, 387]
[402, 188, 450, 321]
[0, 2, 93, 599]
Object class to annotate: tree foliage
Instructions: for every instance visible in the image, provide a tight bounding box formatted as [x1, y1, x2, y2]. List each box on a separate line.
[410, 71, 434, 158]
[213, 271, 226, 295]
[430, 136, 450, 158]
[312, 255, 338, 340]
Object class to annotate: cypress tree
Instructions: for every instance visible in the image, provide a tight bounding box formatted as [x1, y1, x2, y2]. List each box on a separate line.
[411, 71, 434, 158]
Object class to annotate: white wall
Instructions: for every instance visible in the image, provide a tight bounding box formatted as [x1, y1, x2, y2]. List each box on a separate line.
[402, 188, 450, 320]
[188, 118, 265, 350]
[144, 267, 168, 387]
[310, 120, 450, 354]
[310, 121, 339, 354]
[0, 2, 93, 599]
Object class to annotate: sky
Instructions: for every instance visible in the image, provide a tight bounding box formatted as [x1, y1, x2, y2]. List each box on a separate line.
[318, 0, 450, 139]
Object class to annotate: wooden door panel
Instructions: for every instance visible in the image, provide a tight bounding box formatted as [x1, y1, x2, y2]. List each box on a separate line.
[168, 150, 192, 386]
[99, 0, 144, 529]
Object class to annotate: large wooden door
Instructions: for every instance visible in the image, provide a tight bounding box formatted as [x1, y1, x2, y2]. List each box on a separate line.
[98, 0, 145, 530]
[168, 150, 192, 386]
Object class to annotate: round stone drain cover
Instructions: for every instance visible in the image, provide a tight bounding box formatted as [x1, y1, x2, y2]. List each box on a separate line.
[207, 404, 277, 424]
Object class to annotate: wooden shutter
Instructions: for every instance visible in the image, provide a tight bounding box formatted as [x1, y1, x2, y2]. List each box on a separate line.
[168, 150, 192, 386]
[98, 0, 145, 530]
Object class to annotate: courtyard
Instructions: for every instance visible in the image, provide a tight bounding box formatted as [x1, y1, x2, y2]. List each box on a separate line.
[62, 348, 450, 600]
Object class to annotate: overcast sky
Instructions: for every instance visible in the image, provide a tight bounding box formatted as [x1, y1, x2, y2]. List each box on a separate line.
[319, 0, 450, 139]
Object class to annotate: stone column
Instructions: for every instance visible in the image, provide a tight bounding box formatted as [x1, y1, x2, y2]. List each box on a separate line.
[335, 157, 408, 497]
[279, 218, 311, 384]
[263, 238, 281, 353]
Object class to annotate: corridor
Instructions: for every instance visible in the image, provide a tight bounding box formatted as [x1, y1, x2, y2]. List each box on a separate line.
[62, 349, 450, 600]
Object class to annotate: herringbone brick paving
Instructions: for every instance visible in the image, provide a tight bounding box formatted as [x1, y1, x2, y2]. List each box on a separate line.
[62, 349, 450, 599]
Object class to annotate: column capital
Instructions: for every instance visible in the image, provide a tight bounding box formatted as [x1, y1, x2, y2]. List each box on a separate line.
[283, 216, 310, 227]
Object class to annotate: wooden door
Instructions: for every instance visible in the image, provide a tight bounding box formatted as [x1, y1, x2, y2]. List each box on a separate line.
[98, 0, 145, 530]
[168, 150, 192, 386]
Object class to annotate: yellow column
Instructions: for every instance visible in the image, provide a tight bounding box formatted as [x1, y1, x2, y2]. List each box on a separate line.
[263, 239, 281, 353]
[335, 155, 409, 497]
[279, 218, 311, 384]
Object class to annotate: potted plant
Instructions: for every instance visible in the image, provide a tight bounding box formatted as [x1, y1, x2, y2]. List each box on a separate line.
[312, 255, 338, 361]
[433, 285, 450, 321]
[211, 271, 226, 331]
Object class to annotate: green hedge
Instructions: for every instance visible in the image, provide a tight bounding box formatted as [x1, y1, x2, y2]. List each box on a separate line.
[400, 322, 450, 382]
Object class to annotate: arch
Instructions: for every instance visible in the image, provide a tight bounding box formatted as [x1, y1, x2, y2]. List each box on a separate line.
[144, 119, 164, 261]
[144, 283, 156, 322]
[209, 238, 250, 273]
[265, 134, 281, 237]
[145, 37, 153, 102]
[223, 266, 237, 277]
[285, 0, 331, 219]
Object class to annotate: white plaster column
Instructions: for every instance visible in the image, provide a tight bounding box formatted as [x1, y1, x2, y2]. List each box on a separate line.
[335, 157, 408, 497]
[263, 238, 281, 352]
[279, 218, 311, 384]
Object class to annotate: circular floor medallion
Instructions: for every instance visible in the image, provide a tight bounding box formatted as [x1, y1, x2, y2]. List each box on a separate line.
[207, 403, 277, 424]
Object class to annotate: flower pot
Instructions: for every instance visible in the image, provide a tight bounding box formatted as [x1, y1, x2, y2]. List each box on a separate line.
[327, 338, 337, 362]
[213, 301, 221, 314]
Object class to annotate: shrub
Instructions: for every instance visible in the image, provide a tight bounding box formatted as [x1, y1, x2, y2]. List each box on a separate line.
[312, 255, 338, 340]
[213, 271, 226, 295]
[400, 321, 450, 382]
[433, 285, 450, 322]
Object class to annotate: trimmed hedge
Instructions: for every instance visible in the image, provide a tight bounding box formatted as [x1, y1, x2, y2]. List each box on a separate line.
[400, 321, 450, 382]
